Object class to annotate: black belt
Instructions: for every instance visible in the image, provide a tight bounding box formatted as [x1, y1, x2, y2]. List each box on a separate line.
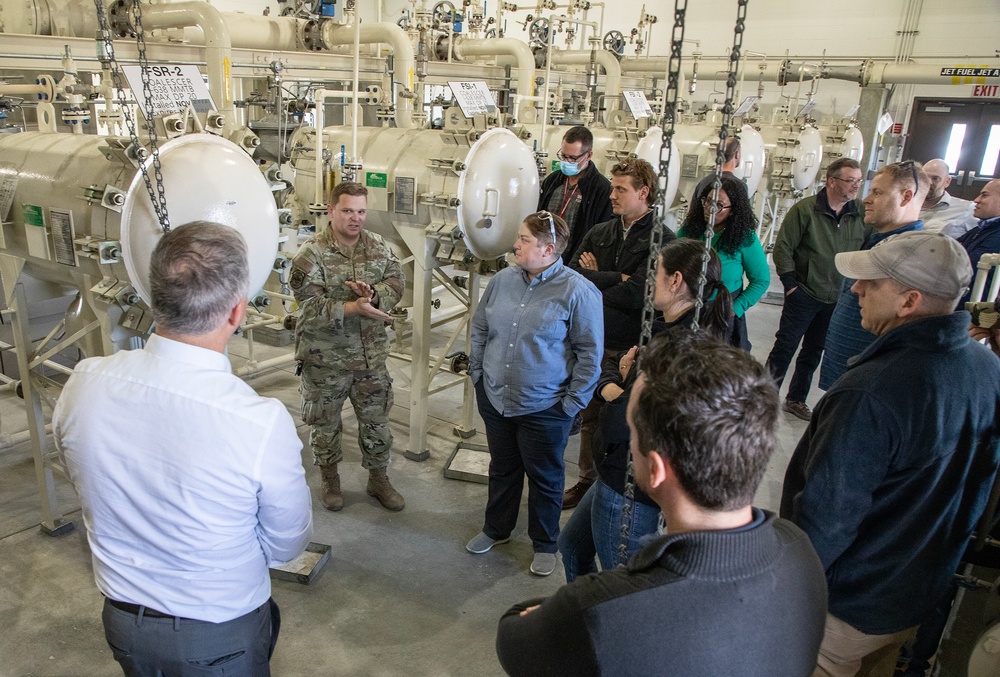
[106, 597, 179, 619]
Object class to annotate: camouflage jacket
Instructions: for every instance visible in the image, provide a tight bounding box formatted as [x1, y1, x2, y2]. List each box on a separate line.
[290, 227, 404, 371]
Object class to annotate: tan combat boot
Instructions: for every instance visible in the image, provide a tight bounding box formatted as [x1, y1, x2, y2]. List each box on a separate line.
[318, 462, 343, 511]
[366, 467, 405, 511]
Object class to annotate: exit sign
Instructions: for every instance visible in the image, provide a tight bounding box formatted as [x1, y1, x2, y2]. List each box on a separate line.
[973, 85, 1000, 97]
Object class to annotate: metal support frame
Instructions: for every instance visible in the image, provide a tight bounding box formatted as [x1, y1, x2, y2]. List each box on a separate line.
[10, 279, 75, 536]
[856, 85, 889, 178]
[394, 227, 481, 463]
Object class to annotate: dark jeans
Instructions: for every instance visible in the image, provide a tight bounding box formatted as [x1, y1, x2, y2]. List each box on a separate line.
[765, 288, 836, 402]
[476, 380, 574, 554]
[557, 479, 661, 582]
[102, 598, 279, 677]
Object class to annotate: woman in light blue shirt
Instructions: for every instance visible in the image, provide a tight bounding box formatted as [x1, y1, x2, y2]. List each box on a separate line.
[466, 211, 604, 577]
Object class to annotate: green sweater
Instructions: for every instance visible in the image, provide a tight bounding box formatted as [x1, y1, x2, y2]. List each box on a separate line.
[677, 228, 770, 317]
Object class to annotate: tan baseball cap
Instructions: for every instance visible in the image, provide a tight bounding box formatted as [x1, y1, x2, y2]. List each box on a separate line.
[835, 231, 972, 299]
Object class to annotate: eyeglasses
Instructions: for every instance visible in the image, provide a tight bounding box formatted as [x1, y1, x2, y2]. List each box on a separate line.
[556, 149, 590, 162]
[899, 160, 920, 191]
[702, 198, 732, 212]
[538, 210, 558, 244]
[831, 176, 863, 187]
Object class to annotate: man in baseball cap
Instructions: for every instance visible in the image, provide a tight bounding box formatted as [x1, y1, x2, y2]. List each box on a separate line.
[781, 231, 1000, 676]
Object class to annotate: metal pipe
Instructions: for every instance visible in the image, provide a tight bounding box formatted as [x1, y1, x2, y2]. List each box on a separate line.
[141, 2, 234, 120]
[551, 47, 621, 111]
[351, 17, 361, 164]
[322, 21, 416, 129]
[232, 353, 296, 377]
[452, 37, 536, 119]
[0, 83, 47, 96]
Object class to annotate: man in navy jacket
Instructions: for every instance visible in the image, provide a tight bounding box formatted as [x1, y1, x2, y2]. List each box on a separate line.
[782, 231, 1000, 676]
[957, 178, 1000, 306]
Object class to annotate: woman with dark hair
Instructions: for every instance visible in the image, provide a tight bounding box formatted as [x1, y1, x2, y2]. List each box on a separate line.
[678, 175, 769, 350]
[557, 238, 734, 581]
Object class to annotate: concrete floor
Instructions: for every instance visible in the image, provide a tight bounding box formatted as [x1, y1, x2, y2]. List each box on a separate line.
[0, 269, 991, 676]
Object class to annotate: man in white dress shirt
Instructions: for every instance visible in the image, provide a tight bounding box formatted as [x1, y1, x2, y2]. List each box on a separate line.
[919, 158, 977, 238]
[54, 221, 312, 676]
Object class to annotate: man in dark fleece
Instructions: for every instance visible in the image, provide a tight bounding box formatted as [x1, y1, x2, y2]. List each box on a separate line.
[496, 331, 828, 677]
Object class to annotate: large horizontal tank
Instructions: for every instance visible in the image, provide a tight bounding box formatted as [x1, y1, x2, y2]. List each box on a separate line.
[0, 131, 279, 353]
[287, 124, 539, 266]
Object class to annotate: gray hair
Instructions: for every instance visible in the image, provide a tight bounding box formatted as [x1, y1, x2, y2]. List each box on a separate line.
[149, 221, 249, 335]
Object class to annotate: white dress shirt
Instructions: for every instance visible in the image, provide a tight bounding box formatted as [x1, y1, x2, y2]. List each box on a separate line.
[920, 192, 978, 238]
[54, 333, 312, 623]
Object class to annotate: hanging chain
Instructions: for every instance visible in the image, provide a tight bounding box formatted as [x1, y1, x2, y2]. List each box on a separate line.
[94, 0, 170, 233]
[692, 0, 747, 329]
[618, 0, 687, 570]
[637, 0, 687, 350]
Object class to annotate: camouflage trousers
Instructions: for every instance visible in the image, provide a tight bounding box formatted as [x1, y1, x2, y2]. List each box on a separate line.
[300, 363, 394, 469]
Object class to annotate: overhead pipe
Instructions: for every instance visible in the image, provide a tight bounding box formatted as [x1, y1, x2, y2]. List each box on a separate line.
[321, 21, 416, 129]
[623, 56, 1000, 88]
[451, 37, 536, 119]
[858, 60, 1000, 86]
[551, 48, 622, 110]
[140, 2, 233, 120]
[189, 13, 308, 51]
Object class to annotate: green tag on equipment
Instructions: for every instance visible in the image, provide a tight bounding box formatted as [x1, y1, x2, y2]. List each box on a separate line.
[23, 204, 44, 227]
[366, 172, 388, 188]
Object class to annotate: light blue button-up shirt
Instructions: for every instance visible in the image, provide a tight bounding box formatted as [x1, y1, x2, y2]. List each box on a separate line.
[470, 258, 604, 417]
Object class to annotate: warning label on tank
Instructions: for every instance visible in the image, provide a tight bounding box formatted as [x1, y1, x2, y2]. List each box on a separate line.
[49, 209, 76, 267]
[366, 172, 388, 189]
[448, 81, 498, 118]
[0, 163, 16, 222]
[121, 65, 217, 117]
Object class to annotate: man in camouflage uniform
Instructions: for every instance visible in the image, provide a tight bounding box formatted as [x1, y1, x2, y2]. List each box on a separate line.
[290, 181, 406, 511]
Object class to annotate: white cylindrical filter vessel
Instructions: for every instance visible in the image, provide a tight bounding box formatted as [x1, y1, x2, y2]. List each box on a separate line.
[0, 132, 279, 351]
[288, 126, 538, 267]
[669, 122, 766, 204]
[818, 122, 865, 177]
[632, 126, 681, 210]
[755, 123, 824, 195]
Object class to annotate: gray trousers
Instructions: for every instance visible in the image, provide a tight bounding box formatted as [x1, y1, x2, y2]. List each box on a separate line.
[102, 598, 279, 676]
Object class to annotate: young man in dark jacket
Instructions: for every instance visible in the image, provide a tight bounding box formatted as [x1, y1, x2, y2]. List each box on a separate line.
[782, 231, 1000, 676]
[562, 158, 674, 509]
[538, 126, 614, 264]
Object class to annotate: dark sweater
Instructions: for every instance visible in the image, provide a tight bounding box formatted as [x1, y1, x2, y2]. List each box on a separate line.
[496, 511, 827, 676]
[539, 162, 615, 264]
[569, 211, 674, 350]
[782, 312, 1000, 635]
[592, 310, 698, 508]
[957, 216, 1000, 306]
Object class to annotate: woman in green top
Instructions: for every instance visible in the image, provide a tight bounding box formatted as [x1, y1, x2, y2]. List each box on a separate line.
[677, 175, 769, 350]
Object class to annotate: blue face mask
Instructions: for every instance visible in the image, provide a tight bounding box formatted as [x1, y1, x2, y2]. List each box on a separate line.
[560, 160, 582, 177]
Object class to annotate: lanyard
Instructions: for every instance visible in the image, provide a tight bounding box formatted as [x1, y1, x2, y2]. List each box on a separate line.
[559, 182, 580, 217]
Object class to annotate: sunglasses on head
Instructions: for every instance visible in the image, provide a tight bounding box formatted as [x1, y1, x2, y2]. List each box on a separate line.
[537, 210, 557, 244]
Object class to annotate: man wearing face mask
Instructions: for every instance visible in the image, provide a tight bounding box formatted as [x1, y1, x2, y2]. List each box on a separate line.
[538, 126, 615, 264]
